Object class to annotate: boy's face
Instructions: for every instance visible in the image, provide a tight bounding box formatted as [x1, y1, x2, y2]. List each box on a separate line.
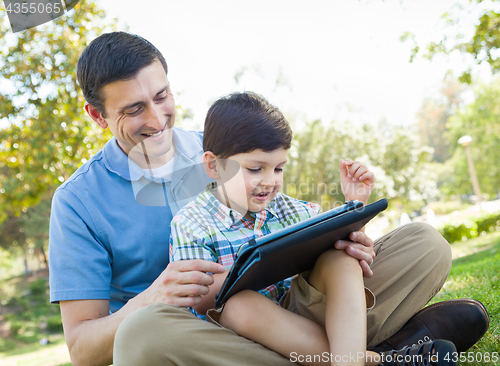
[216, 148, 287, 220]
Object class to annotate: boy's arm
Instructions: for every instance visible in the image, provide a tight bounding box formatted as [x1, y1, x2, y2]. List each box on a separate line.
[337, 159, 376, 277]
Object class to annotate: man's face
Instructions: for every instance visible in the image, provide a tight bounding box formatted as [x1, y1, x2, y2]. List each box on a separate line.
[216, 148, 287, 220]
[93, 60, 176, 167]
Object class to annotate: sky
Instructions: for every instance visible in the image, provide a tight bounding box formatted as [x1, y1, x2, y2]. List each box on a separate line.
[1, 0, 494, 130]
[94, 0, 495, 129]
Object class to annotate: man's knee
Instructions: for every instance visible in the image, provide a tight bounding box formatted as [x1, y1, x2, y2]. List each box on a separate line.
[114, 303, 189, 365]
[404, 222, 451, 262]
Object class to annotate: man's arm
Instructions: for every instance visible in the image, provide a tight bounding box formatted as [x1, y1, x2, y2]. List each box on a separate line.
[60, 260, 224, 366]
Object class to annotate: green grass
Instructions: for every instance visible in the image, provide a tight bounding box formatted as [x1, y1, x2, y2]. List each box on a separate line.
[0, 336, 72, 366]
[430, 232, 500, 366]
[0, 233, 498, 365]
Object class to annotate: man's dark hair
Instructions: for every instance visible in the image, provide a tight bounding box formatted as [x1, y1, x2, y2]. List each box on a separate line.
[203, 92, 292, 159]
[77, 31, 168, 117]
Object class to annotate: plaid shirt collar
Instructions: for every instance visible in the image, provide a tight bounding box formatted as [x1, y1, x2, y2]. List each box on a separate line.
[200, 182, 279, 230]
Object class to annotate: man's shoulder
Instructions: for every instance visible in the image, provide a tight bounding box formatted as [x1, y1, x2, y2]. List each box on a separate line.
[173, 127, 203, 158]
[55, 148, 107, 195]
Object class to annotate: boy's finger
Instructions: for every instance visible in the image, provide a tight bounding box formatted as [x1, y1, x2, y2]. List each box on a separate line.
[348, 161, 362, 176]
[359, 171, 375, 183]
[339, 159, 349, 180]
[353, 166, 368, 180]
[360, 261, 373, 278]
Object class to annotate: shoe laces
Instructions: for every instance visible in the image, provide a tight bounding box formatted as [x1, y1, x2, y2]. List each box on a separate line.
[411, 335, 431, 348]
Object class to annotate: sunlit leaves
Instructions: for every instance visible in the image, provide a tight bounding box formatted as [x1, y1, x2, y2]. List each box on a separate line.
[0, 1, 116, 224]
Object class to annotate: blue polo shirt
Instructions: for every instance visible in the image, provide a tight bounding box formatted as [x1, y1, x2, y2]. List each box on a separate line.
[49, 128, 211, 312]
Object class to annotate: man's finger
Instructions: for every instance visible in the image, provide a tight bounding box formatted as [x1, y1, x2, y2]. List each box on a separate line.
[171, 295, 203, 308]
[169, 259, 225, 274]
[167, 283, 211, 299]
[176, 271, 216, 286]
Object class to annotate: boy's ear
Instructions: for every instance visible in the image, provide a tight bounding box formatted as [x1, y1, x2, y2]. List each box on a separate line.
[202, 151, 220, 179]
[84, 102, 108, 129]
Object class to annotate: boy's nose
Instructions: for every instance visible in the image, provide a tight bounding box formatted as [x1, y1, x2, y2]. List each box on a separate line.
[261, 172, 276, 187]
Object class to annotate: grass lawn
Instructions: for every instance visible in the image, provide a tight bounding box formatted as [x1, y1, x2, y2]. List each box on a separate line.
[0, 336, 71, 366]
[430, 231, 500, 365]
[1, 232, 498, 365]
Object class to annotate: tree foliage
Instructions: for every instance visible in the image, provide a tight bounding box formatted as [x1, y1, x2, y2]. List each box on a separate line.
[442, 77, 500, 198]
[416, 73, 465, 163]
[0, 1, 116, 225]
[404, 0, 500, 83]
[282, 119, 438, 213]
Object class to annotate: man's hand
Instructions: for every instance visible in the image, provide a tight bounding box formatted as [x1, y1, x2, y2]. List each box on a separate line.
[60, 260, 224, 366]
[340, 159, 375, 205]
[334, 231, 375, 278]
[139, 259, 225, 308]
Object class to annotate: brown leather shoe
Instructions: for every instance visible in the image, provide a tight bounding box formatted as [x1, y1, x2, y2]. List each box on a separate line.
[371, 299, 489, 354]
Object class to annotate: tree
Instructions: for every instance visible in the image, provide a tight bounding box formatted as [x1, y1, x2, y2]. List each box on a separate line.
[0, 1, 116, 226]
[442, 77, 500, 198]
[403, 0, 500, 83]
[416, 73, 465, 162]
[282, 118, 438, 213]
[0, 195, 52, 272]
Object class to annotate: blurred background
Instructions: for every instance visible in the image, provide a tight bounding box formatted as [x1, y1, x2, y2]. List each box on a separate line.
[0, 0, 499, 364]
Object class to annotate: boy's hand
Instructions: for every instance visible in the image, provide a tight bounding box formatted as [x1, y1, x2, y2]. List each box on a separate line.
[340, 159, 374, 205]
[335, 231, 375, 278]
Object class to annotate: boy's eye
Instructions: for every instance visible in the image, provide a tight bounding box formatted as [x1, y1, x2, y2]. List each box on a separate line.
[275, 167, 284, 172]
[247, 168, 261, 173]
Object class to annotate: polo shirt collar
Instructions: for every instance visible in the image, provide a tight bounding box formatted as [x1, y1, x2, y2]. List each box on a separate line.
[102, 128, 203, 183]
[102, 137, 133, 180]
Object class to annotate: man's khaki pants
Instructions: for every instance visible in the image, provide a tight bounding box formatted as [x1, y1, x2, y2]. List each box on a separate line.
[113, 222, 452, 365]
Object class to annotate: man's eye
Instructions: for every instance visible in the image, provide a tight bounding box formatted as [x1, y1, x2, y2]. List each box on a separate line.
[126, 107, 143, 116]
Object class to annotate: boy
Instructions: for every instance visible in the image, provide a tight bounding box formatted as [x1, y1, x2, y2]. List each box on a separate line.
[169, 92, 456, 366]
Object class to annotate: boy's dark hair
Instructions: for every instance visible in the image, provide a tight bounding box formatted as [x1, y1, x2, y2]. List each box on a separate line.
[77, 31, 168, 117]
[203, 92, 292, 159]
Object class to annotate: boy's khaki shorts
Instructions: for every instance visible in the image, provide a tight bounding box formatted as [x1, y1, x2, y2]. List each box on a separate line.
[207, 271, 375, 328]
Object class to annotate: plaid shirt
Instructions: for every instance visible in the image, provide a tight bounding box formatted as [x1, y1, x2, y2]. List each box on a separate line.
[169, 182, 320, 318]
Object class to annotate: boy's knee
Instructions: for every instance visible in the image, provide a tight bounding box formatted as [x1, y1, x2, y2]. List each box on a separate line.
[220, 290, 264, 331]
[316, 248, 359, 271]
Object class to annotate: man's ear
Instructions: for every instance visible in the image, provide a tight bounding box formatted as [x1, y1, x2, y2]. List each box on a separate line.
[84, 102, 108, 129]
[202, 151, 220, 179]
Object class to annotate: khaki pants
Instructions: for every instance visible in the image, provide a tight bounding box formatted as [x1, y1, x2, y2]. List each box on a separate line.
[113, 222, 451, 366]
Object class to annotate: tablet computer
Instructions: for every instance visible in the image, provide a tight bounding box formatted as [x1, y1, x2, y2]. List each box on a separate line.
[214, 198, 388, 308]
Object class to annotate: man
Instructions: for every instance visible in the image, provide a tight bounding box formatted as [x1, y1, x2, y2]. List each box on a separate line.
[49, 31, 488, 366]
